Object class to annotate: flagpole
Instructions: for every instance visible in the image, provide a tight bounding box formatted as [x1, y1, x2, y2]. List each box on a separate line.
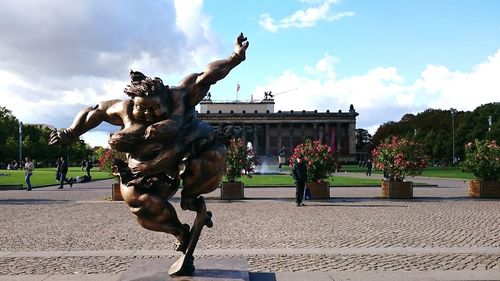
[236, 83, 240, 101]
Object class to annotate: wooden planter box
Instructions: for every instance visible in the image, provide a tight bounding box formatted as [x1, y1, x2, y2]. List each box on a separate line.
[381, 180, 413, 199]
[468, 180, 500, 198]
[112, 182, 123, 201]
[221, 181, 244, 200]
[306, 181, 330, 199]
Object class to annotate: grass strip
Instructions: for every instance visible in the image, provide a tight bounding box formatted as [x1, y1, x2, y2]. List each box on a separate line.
[0, 167, 113, 188]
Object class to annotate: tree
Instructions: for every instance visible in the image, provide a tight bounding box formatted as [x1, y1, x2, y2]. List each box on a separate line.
[0, 106, 19, 163]
[355, 128, 373, 156]
[0, 106, 96, 166]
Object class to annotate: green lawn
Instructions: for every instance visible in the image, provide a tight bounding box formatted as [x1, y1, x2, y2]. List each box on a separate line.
[341, 164, 474, 179]
[229, 174, 382, 187]
[1, 164, 473, 189]
[420, 166, 475, 179]
[0, 167, 113, 188]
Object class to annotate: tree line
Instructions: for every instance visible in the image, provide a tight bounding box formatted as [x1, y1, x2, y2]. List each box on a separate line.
[0, 106, 93, 168]
[2, 102, 498, 168]
[356, 102, 500, 165]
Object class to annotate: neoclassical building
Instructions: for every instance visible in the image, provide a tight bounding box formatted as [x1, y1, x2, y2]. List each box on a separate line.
[197, 97, 358, 161]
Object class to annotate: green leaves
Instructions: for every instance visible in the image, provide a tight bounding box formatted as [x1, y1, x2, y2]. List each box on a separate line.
[224, 138, 256, 182]
[372, 136, 428, 182]
[462, 139, 500, 181]
[290, 139, 336, 182]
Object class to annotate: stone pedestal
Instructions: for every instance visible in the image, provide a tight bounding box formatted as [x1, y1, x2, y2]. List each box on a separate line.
[119, 258, 249, 281]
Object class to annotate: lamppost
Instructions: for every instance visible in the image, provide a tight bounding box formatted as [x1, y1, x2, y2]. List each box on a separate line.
[450, 108, 457, 164]
[18, 121, 23, 163]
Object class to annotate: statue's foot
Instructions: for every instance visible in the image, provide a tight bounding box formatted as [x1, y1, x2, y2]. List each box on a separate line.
[173, 223, 190, 253]
[169, 254, 195, 276]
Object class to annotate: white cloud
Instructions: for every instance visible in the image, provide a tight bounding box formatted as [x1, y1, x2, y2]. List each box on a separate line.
[304, 53, 338, 80]
[259, 0, 354, 32]
[413, 50, 500, 110]
[253, 50, 500, 135]
[81, 131, 112, 148]
[0, 0, 222, 147]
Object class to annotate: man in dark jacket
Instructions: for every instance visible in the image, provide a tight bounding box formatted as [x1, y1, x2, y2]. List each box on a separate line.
[85, 159, 93, 179]
[291, 157, 307, 206]
[57, 156, 72, 189]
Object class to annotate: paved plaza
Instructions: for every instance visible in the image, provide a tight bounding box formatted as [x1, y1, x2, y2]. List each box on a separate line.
[1, 174, 499, 280]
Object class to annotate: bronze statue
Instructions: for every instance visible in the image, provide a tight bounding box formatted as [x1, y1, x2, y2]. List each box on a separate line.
[49, 33, 249, 276]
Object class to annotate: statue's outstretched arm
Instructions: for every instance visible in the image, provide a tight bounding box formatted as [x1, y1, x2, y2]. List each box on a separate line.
[181, 33, 249, 108]
[49, 99, 124, 145]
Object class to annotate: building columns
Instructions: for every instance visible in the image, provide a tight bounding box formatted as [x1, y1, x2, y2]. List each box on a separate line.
[277, 124, 282, 149]
[265, 124, 270, 156]
[349, 122, 356, 156]
[253, 124, 258, 155]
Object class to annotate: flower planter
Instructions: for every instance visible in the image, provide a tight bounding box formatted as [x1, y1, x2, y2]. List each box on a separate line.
[112, 182, 123, 201]
[306, 181, 330, 199]
[381, 180, 413, 199]
[221, 181, 244, 200]
[468, 180, 500, 198]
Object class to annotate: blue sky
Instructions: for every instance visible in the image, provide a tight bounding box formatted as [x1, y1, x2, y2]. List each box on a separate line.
[0, 0, 499, 147]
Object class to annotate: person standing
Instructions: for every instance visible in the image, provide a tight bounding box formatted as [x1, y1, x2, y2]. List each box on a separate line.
[291, 157, 307, 207]
[366, 158, 373, 176]
[24, 157, 34, 191]
[85, 159, 93, 179]
[278, 146, 287, 170]
[57, 156, 72, 189]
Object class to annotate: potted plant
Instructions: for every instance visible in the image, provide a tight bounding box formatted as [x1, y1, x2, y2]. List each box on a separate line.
[462, 139, 500, 198]
[289, 139, 336, 199]
[97, 148, 126, 201]
[222, 138, 256, 199]
[372, 136, 428, 199]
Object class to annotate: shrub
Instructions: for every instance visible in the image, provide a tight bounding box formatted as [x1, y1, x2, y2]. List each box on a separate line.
[289, 139, 336, 182]
[225, 138, 257, 182]
[98, 148, 126, 174]
[462, 139, 500, 181]
[371, 136, 428, 182]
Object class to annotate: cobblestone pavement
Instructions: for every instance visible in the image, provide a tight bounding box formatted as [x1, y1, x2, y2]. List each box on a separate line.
[1, 178, 499, 280]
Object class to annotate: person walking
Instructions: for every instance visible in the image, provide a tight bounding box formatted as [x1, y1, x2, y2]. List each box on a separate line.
[57, 156, 72, 189]
[291, 157, 307, 207]
[24, 157, 34, 191]
[85, 159, 93, 179]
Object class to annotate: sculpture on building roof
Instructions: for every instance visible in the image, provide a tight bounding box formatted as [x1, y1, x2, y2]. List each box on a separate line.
[264, 90, 274, 99]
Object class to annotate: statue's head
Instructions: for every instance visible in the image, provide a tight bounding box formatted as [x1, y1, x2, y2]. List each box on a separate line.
[124, 70, 168, 98]
[125, 70, 171, 123]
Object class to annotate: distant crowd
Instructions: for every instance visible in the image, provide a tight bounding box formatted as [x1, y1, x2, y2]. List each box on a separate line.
[2, 160, 24, 170]
[0, 159, 96, 170]
[1, 158, 97, 191]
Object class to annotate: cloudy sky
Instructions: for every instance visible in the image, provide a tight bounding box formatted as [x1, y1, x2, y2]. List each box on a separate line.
[1, 0, 499, 147]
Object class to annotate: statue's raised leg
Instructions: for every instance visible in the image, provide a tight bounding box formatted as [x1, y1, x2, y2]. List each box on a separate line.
[168, 196, 213, 276]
